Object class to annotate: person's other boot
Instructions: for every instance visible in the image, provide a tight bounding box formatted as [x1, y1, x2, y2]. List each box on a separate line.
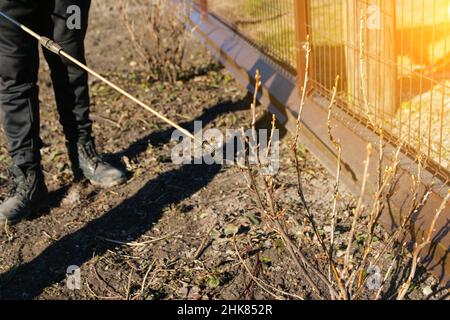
[0, 164, 48, 224]
[67, 140, 126, 188]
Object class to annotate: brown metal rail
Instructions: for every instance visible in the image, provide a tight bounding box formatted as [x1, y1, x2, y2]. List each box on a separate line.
[184, 0, 449, 284]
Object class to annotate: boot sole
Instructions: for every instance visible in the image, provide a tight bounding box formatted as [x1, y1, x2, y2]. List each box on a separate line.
[87, 176, 127, 189]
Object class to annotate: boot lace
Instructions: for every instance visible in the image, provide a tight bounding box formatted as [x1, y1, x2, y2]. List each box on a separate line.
[82, 141, 104, 168]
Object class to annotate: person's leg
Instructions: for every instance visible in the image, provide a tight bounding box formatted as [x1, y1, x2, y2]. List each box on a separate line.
[0, 1, 48, 223]
[41, 0, 125, 187]
[0, 0, 42, 168]
[40, 0, 92, 145]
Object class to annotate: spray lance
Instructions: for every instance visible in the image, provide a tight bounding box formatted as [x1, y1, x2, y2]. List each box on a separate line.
[0, 10, 214, 155]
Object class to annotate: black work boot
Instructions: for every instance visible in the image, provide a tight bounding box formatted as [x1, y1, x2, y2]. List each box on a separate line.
[0, 165, 49, 224]
[67, 140, 126, 188]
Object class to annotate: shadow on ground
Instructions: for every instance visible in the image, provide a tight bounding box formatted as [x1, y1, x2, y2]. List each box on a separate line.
[0, 96, 252, 299]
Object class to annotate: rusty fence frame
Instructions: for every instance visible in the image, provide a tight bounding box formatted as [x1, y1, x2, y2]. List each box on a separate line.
[180, 0, 449, 284]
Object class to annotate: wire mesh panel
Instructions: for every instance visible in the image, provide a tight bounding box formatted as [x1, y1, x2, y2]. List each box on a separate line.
[208, 0, 297, 70]
[204, 0, 449, 179]
[395, 0, 450, 178]
[308, 0, 450, 179]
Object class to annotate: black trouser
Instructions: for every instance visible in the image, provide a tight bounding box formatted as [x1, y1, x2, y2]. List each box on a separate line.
[0, 0, 92, 168]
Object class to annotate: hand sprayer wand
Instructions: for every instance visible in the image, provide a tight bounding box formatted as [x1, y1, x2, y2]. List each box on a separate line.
[0, 10, 206, 148]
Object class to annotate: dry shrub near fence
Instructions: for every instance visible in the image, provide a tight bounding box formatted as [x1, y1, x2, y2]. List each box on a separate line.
[117, 0, 189, 83]
[239, 33, 449, 300]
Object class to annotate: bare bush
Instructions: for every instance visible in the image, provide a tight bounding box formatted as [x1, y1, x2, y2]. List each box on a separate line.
[238, 14, 449, 300]
[117, 0, 189, 83]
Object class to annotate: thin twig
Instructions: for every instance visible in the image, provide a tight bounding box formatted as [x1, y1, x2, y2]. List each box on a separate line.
[326, 75, 342, 276]
[343, 143, 373, 279]
[397, 189, 449, 300]
[91, 114, 122, 129]
[193, 219, 217, 261]
[97, 231, 177, 247]
[233, 236, 304, 300]
[125, 268, 134, 300]
[140, 259, 157, 297]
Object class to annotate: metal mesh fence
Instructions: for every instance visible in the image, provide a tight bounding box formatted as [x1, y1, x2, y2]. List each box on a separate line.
[309, 0, 449, 180]
[204, 0, 450, 180]
[208, 0, 297, 70]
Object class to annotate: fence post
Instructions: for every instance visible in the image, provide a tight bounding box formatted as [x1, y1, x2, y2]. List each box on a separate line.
[293, 0, 313, 94]
[199, 0, 208, 19]
[343, 1, 397, 118]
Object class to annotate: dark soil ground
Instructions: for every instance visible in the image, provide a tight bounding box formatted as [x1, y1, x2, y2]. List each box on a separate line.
[0, 2, 447, 300]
